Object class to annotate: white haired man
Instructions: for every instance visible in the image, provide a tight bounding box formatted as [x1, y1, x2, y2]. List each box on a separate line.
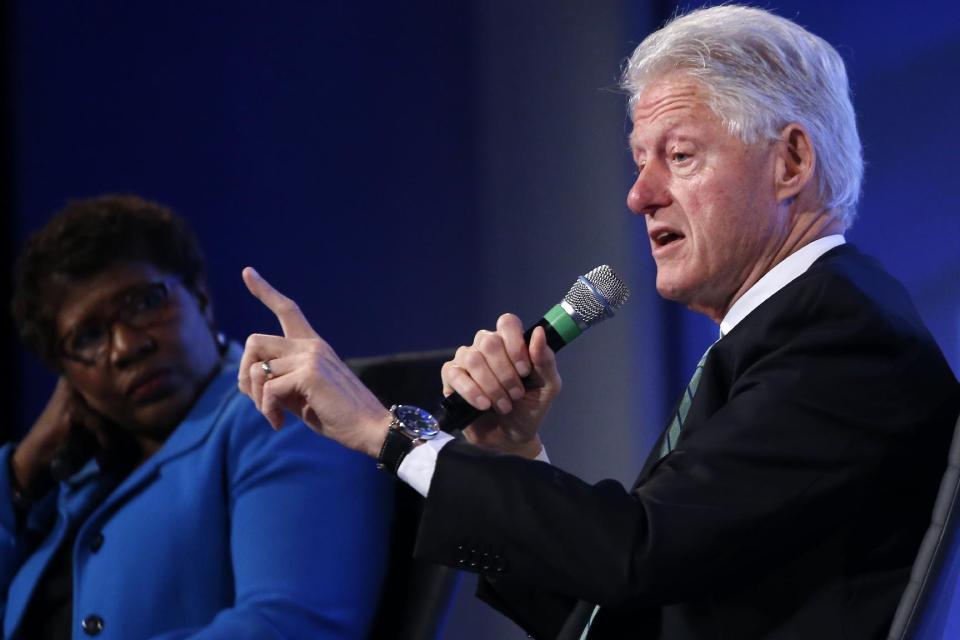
[237, 5, 960, 638]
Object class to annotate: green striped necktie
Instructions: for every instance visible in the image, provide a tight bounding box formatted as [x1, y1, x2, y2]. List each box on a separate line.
[659, 342, 715, 458]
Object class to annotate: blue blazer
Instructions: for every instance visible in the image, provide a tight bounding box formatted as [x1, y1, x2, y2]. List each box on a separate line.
[0, 344, 392, 639]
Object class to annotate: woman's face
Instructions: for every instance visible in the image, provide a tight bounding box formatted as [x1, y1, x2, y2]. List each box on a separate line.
[54, 262, 222, 443]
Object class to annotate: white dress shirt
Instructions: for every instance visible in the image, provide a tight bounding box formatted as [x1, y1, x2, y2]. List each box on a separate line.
[398, 235, 846, 497]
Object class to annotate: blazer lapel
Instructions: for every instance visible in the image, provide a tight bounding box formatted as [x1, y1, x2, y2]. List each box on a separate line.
[4, 464, 107, 638]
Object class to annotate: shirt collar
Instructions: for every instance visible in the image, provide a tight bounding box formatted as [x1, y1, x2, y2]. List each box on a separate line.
[719, 235, 846, 337]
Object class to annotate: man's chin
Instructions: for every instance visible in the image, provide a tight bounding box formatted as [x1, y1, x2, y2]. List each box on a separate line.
[654, 276, 692, 304]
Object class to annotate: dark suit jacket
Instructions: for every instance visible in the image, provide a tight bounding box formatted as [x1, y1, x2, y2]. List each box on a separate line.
[413, 245, 960, 639]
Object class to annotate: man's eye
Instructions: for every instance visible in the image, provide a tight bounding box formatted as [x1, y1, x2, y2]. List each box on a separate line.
[672, 152, 691, 163]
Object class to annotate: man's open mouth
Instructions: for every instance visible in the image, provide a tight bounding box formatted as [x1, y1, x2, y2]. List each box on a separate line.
[653, 230, 684, 247]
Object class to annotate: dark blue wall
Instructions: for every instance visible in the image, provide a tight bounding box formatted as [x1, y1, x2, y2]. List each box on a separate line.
[10, 3, 481, 429]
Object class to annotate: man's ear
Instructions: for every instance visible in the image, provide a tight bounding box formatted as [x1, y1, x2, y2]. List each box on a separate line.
[775, 123, 816, 204]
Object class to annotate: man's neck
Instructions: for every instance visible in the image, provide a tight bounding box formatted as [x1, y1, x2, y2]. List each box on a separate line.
[705, 209, 845, 324]
[718, 233, 846, 336]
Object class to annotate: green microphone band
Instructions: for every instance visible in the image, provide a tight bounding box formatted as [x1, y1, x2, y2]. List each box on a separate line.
[544, 304, 582, 346]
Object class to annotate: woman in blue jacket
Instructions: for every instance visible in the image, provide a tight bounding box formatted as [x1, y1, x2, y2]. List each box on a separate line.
[4, 194, 391, 639]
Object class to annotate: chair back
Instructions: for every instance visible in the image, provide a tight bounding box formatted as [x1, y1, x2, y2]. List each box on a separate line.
[888, 411, 960, 639]
[349, 349, 459, 640]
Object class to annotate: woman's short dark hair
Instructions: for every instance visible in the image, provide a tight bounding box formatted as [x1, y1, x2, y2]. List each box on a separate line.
[12, 194, 208, 367]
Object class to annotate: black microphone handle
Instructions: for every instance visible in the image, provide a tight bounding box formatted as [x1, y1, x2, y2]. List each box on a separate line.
[434, 318, 568, 432]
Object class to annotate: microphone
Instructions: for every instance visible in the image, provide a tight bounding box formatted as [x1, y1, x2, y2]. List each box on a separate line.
[434, 265, 630, 431]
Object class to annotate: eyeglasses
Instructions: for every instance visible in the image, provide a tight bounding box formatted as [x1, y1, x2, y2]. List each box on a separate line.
[58, 280, 179, 365]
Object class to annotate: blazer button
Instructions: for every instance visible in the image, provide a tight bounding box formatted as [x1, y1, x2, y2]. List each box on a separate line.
[90, 533, 104, 553]
[81, 614, 104, 635]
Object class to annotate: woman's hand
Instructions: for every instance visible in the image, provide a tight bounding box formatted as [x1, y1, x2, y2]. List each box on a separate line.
[12, 378, 110, 497]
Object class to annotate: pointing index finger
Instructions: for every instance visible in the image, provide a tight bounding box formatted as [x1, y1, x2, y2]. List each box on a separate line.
[242, 267, 318, 339]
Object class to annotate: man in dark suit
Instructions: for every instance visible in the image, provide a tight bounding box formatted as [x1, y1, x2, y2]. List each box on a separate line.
[236, 5, 960, 638]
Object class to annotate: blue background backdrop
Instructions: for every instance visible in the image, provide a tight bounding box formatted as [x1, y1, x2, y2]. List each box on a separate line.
[3, 1, 958, 637]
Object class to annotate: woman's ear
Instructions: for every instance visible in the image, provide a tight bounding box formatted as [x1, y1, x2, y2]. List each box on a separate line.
[775, 123, 816, 204]
[188, 282, 227, 352]
[189, 282, 214, 323]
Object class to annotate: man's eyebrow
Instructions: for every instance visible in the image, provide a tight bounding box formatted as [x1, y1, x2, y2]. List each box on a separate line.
[628, 125, 691, 151]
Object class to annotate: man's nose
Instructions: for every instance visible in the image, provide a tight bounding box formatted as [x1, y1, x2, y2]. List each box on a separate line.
[627, 163, 671, 216]
[109, 322, 155, 368]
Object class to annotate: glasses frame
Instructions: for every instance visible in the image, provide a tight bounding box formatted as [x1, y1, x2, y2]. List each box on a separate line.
[57, 278, 179, 366]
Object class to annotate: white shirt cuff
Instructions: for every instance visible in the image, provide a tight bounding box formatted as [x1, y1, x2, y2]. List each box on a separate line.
[397, 433, 549, 497]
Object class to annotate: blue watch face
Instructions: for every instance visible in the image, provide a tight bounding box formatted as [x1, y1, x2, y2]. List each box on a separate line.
[394, 404, 440, 439]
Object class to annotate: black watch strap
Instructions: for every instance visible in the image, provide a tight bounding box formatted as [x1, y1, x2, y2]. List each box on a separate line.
[377, 425, 419, 476]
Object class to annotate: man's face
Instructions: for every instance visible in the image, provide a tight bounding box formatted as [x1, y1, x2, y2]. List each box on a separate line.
[627, 73, 790, 321]
[56, 262, 222, 440]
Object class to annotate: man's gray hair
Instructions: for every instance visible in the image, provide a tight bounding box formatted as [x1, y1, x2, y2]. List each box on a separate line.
[622, 5, 863, 228]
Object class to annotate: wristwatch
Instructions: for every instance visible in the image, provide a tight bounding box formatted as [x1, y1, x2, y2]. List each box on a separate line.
[376, 404, 440, 475]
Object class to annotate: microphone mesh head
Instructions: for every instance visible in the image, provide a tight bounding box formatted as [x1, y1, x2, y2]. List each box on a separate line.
[563, 265, 630, 327]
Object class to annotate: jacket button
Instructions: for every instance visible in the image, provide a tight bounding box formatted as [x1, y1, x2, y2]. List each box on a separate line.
[81, 614, 104, 635]
[90, 533, 104, 552]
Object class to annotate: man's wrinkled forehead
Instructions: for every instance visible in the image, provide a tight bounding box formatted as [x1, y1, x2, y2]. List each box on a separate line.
[628, 74, 718, 147]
